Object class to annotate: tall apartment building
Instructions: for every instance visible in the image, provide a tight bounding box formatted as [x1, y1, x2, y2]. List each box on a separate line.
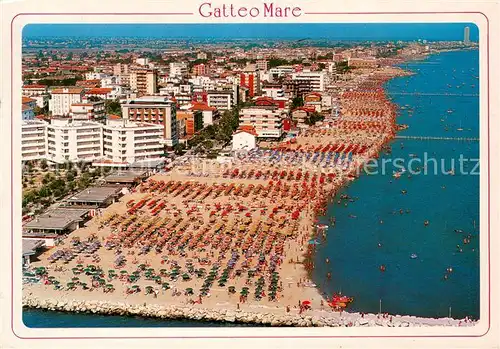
[291, 71, 327, 92]
[169, 62, 188, 78]
[46, 118, 103, 164]
[113, 63, 129, 76]
[49, 87, 84, 116]
[283, 79, 313, 99]
[102, 119, 164, 164]
[238, 64, 261, 97]
[192, 63, 209, 76]
[256, 59, 269, 72]
[206, 90, 234, 110]
[130, 67, 157, 96]
[239, 107, 283, 139]
[464, 26, 470, 44]
[21, 120, 47, 161]
[121, 96, 178, 147]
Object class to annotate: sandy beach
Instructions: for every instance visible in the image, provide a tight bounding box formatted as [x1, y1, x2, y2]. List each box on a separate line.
[23, 65, 476, 326]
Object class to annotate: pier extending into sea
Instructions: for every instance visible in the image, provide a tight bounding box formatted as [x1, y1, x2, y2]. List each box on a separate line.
[389, 92, 478, 97]
[395, 135, 479, 142]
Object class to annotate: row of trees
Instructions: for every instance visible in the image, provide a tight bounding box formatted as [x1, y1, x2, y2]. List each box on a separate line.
[22, 160, 112, 212]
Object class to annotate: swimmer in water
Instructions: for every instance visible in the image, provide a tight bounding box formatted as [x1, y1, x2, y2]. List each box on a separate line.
[378, 243, 382, 248]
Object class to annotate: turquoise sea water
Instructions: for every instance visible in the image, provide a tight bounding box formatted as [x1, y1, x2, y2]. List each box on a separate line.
[23, 49, 480, 327]
[313, 49, 480, 320]
[22, 308, 257, 327]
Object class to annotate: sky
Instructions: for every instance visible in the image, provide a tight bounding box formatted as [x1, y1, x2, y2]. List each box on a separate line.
[23, 23, 479, 42]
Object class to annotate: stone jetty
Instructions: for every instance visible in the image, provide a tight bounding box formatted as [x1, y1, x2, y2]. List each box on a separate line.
[23, 295, 476, 327]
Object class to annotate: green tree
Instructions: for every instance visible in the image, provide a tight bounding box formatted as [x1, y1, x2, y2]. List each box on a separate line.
[40, 159, 48, 170]
[38, 187, 51, 198]
[87, 96, 102, 102]
[290, 97, 304, 110]
[105, 100, 122, 116]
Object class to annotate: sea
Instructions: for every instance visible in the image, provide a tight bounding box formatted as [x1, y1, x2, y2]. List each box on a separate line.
[313, 49, 480, 320]
[23, 49, 480, 327]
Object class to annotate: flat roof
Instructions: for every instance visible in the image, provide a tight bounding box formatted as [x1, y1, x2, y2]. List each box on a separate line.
[24, 216, 77, 231]
[105, 170, 147, 183]
[67, 186, 121, 204]
[23, 239, 45, 256]
[39, 207, 90, 221]
[129, 159, 165, 168]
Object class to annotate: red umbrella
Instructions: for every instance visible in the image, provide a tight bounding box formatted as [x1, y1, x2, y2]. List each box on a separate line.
[302, 300, 311, 306]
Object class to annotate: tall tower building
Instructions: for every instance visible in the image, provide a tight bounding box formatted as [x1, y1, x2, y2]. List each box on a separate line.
[464, 26, 470, 44]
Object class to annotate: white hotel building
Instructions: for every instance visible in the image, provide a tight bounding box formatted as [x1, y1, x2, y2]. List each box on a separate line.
[21, 120, 48, 161]
[291, 71, 327, 92]
[46, 118, 103, 164]
[239, 107, 283, 139]
[102, 119, 164, 164]
[49, 88, 84, 116]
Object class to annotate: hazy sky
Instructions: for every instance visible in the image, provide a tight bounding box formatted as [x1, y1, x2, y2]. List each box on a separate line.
[23, 23, 479, 42]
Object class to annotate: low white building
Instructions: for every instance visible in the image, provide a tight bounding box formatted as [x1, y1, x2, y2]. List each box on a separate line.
[21, 120, 47, 161]
[46, 118, 103, 164]
[102, 119, 164, 165]
[232, 126, 257, 151]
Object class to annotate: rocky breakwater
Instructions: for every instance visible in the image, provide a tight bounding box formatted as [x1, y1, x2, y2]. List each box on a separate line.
[22, 295, 475, 327]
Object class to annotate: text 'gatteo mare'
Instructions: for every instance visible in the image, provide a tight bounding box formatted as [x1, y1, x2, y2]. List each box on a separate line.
[199, 3, 303, 18]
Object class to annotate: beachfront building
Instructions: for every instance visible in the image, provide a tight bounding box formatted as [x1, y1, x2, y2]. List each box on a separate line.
[24, 207, 91, 235]
[239, 107, 283, 139]
[283, 79, 313, 99]
[21, 120, 47, 161]
[102, 119, 164, 165]
[49, 87, 85, 116]
[121, 96, 178, 148]
[291, 106, 316, 125]
[66, 186, 122, 208]
[232, 126, 257, 151]
[291, 71, 327, 92]
[46, 118, 103, 164]
[303, 92, 323, 113]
